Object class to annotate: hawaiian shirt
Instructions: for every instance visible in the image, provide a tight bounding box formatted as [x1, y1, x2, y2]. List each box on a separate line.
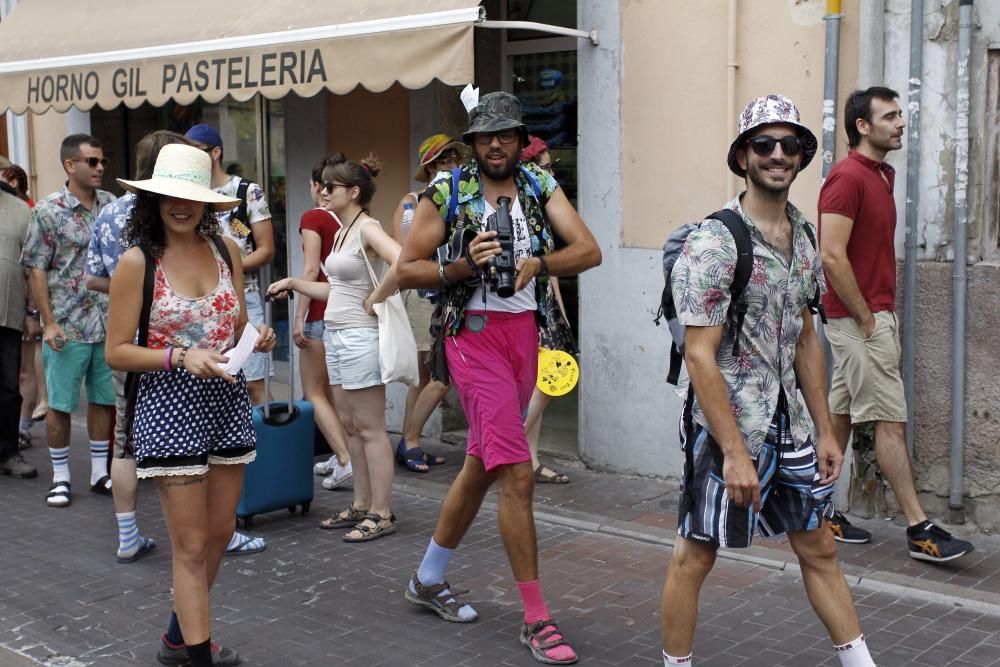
[20, 185, 116, 342]
[671, 195, 826, 456]
[214, 176, 270, 288]
[86, 191, 135, 278]
[421, 160, 564, 337]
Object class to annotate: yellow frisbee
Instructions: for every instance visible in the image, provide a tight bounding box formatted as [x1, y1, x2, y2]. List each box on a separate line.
[536, 349, 579, 397]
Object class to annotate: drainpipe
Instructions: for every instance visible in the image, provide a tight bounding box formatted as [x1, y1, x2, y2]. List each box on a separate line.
[858, 0, 885, 88]
[902, 1, 924, 458]
[725, 0, 738, 199]
[820, 0, 841, 183]
[949, 0, 974, 523]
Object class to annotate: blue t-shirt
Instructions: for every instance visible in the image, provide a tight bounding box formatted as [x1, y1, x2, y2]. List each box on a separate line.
[86, 192, 135, 278]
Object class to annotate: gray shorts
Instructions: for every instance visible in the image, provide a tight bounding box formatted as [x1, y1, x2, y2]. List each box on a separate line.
[112, 370, 132, 459]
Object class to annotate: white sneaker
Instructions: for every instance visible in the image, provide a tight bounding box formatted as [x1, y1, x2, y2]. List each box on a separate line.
[314, 456, 337, 476]
[322, 460, 354, 490]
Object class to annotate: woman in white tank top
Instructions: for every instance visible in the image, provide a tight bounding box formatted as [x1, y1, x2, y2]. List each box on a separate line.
[268, 153, 402, 542]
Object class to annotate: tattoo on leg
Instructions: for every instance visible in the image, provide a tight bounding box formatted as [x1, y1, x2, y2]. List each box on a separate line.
[156, 475, 208, 496]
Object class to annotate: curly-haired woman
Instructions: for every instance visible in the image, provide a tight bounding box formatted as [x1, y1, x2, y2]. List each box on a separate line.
[105, 144, 276, 667]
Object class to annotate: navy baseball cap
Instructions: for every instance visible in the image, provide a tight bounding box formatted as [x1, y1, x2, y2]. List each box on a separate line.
[185, 124, 223, 148]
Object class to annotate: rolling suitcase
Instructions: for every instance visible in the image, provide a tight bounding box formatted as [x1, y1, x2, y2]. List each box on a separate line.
[237, 283, 314, 529]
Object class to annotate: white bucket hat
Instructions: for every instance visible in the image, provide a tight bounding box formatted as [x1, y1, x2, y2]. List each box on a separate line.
[727, 93, 817, 178]
[118, 144, 239, 211]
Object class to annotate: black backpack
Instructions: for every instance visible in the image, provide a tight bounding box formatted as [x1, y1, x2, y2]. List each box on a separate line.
[655, 209, 824, 387]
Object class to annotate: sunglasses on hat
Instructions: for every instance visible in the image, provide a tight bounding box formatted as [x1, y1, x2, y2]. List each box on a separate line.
[746, 135, 804, 157]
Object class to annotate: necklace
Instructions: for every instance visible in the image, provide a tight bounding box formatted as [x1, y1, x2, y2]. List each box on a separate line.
[333, 209, 364, 254]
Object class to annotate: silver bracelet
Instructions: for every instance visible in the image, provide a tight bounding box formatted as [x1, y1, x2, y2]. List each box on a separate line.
[438, 263, 450, 290]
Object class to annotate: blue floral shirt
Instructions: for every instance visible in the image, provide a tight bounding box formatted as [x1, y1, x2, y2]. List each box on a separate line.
[20, 185, 116, 342]
[671, 196, 825, 456]
[86, 192, 135, 278]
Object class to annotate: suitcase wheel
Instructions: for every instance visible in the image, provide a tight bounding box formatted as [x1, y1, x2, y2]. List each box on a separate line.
[301, 502, 311, 517]
[287, 505, 297, 514]
[241, 515, 254, 530]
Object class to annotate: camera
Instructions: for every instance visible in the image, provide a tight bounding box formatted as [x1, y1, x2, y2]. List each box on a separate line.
[485, 196, 515, 298]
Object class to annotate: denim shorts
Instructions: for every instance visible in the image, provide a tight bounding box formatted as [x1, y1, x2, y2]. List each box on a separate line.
[242, 286, 273, 382]
[324, 326, 381, 390]
[302, 320, 325, 341]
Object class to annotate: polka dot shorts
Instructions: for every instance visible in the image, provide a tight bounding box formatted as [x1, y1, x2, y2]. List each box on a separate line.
[132, 369, 256, 478]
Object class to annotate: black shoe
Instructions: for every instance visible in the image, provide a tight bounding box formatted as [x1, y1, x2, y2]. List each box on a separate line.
[156, 636, 241, 666]
[827, 511, 871, 544]
[907, 521, 974, 563]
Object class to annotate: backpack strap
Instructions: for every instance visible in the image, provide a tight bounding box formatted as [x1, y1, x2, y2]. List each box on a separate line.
[446, 167, 462, 224]
[710, 209, 753, 356]
[122, 246, 157, 456]
[518, 164, 548, 206]
[235, 178, 256, 253]
[209, 234, 235, 276]
[800, 223, 828, 324]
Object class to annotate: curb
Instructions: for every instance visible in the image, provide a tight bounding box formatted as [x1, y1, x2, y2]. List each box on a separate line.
[392, 475, 1000, 617]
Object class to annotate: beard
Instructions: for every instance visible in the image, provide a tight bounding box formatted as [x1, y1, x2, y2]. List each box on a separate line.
[746, 158, 799, 197]
[476, 151, 519, 181]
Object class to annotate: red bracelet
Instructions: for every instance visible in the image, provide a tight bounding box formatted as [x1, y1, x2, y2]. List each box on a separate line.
[164, 346, 174, 371]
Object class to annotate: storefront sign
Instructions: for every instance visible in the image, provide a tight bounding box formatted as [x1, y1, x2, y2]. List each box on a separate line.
[24, 49, 328, 107]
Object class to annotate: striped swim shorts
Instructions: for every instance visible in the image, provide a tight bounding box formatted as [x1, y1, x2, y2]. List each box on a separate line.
[677, 406, 835, 549]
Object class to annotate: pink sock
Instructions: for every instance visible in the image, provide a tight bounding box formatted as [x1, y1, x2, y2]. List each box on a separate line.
[517, 580, 577, 663]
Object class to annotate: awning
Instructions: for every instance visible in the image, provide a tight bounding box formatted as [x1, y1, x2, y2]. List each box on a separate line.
[0, 0, 482, 114]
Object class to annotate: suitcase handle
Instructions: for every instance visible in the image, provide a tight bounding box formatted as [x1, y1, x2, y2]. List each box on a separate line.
[260, 264, 295, 420]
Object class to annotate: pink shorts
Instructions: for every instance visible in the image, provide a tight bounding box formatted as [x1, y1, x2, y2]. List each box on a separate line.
[445, 310, 538, 472]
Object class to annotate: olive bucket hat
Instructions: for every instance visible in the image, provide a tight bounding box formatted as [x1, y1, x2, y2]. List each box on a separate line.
[727, 93, 818, 178]
[461, 91, 529, 145]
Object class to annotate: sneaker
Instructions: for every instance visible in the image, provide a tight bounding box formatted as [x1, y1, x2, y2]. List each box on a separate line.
[1, 454, 38, 479]
[313, 456, 337, 476]
[321, 460, 353, 490]
[156, 635, 241, 666]
[908, 521, 974, 563]
[827, 511, 872, 544]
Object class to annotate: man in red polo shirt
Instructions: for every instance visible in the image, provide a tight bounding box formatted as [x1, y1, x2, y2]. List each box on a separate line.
[818, 86, 973, 563]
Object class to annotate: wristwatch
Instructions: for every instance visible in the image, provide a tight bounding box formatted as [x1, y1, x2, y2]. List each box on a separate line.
[25, 309, 40, 319]
[537, 256, 549, 277]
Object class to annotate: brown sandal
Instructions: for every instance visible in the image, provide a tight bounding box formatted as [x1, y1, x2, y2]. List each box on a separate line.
[534, 464, 570, 484]
[343, 512, 397, 542]
[318, 504, 367, 530]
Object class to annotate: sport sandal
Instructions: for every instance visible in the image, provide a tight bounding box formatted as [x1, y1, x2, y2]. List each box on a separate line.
[404, 572, 478, 623]
[318, 504, 367, 530]
[343, 512, 396, 542]
[520, 619, 578, 665]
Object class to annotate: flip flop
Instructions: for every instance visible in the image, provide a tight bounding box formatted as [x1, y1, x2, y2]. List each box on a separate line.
[90, 475, 113, 496]
[224, 532, 267, 556]
[534, 464, 571, 484]
[117, 537, 157, 564]
[395, 438, 445, 472]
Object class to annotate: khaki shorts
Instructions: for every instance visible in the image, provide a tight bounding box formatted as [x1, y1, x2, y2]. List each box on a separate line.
[403, 290, 435, 353]
[826, 311, 907, 424]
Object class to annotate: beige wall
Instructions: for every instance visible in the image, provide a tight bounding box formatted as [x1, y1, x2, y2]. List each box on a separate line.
[328, 84, 411, 231]
[30, 110, 72, 199]
[622, 0, 860, 247]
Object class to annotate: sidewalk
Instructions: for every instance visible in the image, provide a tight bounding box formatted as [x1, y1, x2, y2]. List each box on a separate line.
[1, 419, 998, 666]
[409, 435, 1000, 616]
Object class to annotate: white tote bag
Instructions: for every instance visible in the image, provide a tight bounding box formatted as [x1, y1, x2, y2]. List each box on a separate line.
[359, 222, 419, 387]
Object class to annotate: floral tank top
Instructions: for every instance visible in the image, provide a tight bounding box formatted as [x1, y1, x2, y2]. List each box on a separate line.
[147, 239, 240, 353]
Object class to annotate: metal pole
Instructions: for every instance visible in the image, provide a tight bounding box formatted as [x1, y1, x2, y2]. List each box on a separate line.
[949, 0, 973, 522]
[821, 0, 841, 182]
[902, 0, 924, 458]
[725, 0, 739, 199]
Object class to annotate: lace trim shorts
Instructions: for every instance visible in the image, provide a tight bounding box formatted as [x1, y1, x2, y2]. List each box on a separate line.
[132, 368, 257, 479]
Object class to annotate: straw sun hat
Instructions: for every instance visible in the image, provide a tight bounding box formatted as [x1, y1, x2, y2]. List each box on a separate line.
[118, 144, 239, 210]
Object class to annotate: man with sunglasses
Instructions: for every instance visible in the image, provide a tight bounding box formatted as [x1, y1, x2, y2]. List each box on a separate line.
[661, 95, 874, 667]
[397, 91, 601, 665]
[818, 87, 974, 562]
[185, 124, 275, 408]
[20, 134, 117, 508]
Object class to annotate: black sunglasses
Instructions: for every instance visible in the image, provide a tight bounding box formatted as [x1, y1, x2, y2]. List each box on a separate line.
[322, 181, 352, 194]
[746, 135, 804, 157]
[473, 130, 519, 146]
[70, 156, 109, 168]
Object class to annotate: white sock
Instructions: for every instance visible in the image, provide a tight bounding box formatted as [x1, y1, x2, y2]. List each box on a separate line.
[90, 440, 109, 485]
[834, 634, 875, 667]
[50, 446, 70, 483]
[663, 650, 692, 665]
